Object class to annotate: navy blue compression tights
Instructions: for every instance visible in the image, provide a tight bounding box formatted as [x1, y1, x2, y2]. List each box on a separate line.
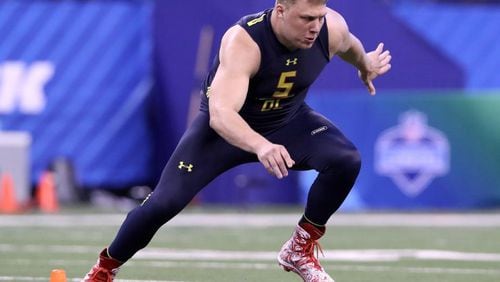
[108, 107, 360, 262]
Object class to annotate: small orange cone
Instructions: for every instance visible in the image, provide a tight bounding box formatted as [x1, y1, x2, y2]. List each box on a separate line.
[50, 269, 67, 282]
[0, 172, 19, 213]
[36, 171, 59, 213]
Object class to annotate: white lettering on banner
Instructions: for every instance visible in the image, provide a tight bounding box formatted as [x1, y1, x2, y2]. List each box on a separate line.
[0, 61, 55, 114]
[374, 110, 450, 197]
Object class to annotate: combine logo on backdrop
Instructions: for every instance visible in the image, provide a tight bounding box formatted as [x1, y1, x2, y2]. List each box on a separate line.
[374, 110, 450, 197]
[0, 61, 55, 114]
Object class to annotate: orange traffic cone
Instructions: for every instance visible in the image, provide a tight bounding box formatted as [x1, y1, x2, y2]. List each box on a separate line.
[0, 172, 19, 213]
[50, 269, 67, 282]
[36, 171, 59, 213]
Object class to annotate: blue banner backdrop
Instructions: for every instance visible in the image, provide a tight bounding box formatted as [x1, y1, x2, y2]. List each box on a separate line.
[301, 91, 500, 210]
[0, 0, 154, 188]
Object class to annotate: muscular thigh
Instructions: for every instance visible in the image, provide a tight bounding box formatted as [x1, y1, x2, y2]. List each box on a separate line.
[154, 112, 256, 197]
[266, 106, 358, 172]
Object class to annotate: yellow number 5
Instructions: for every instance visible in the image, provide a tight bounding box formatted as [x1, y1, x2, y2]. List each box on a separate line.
[273, 71, 296, 98]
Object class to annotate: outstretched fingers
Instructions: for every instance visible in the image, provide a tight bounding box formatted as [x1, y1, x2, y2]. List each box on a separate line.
[379, 50, 391, 64]
[379, 63, 392, 75]
[378, 49, 392, 74]
[360, 42, 392, 96]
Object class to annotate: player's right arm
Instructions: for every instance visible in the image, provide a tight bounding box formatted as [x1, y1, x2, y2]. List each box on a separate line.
[208, 25, 295, 179]
[325, 8, 391, 95]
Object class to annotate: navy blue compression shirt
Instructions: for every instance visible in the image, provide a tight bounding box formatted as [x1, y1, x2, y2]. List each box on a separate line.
[201, 8, 330, 134]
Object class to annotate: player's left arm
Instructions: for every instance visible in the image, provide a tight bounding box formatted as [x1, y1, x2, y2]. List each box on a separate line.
[208, 25, 295, 179]
[325, 8, 392, 95]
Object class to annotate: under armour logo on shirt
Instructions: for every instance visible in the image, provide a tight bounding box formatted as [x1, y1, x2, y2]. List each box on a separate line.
[286, 58, 298, 66]
[178, 161, 194, 172]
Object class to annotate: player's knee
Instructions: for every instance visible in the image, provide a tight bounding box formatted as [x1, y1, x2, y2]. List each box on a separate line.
[320, 147, 361, 177]
[140, 194, 187, 224]
[344, 149, 361, 177]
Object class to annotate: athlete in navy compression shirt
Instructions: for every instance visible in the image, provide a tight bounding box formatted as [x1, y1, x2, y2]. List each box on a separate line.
[84, 0, 391, 281]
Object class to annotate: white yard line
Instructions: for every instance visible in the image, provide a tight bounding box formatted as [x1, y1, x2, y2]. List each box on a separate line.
[1, 244, 500, 263]
[1, 213, 500, 227]
[2, 247, 500, 281]
[331, 264, 500, 276]
[136, 248, 500, 262]
[132, 263, 498, 276]
[133, 261, 500, 276]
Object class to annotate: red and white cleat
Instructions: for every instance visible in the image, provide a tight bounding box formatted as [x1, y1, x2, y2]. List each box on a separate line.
[278, 224, 334, 282]
[82, 248, 122, 282]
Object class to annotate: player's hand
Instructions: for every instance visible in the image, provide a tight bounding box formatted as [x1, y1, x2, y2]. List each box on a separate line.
[358, 42, 392, 95]
[256, 142, 295, 179]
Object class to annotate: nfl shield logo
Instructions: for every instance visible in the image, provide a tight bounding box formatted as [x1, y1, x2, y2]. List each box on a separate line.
[374, 110, 450, 197]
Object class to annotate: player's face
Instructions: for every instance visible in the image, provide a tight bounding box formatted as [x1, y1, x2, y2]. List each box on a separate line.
[279, 0, 327, 49]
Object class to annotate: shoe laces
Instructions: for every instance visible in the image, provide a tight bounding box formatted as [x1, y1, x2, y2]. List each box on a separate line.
[293, 235, 325, 270]
[307, 239, 325, 259]
[305, 240, 325, 269]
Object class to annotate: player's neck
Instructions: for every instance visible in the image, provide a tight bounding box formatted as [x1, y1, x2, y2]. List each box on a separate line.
[270, 9, 297, 52]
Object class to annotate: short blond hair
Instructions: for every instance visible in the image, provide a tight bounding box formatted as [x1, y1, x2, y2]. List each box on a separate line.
[276, 0, 328, 6]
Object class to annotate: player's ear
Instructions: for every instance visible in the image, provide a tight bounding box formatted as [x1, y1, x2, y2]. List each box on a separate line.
[275, 4, 285, 18]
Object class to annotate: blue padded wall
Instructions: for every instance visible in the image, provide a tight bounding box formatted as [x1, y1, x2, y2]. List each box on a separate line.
[0, 0, 154, 188]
